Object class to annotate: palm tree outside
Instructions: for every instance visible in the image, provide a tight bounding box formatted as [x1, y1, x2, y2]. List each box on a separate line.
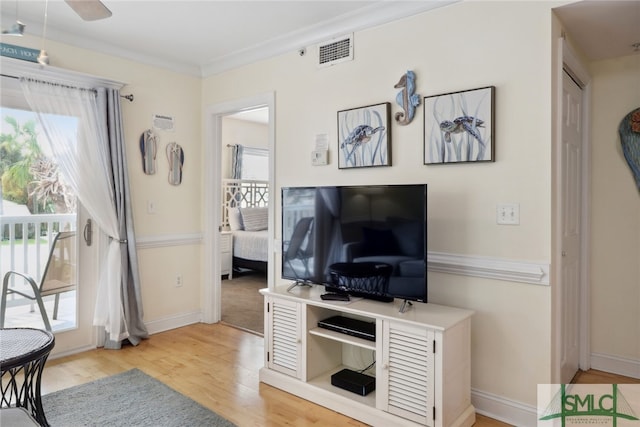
[1, 110, 74, 216]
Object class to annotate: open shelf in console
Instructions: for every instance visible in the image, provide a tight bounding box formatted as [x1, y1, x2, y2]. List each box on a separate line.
[307, 365, 377, 408]
[305, 304, 378, 407]
[309, 327, 375, 350]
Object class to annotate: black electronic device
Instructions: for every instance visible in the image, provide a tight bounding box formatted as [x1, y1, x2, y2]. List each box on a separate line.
[331, 368, 376, 396]
[281, 184, 428, 303]
[317, 315, 375, 341]
[320, 293, 350, 301]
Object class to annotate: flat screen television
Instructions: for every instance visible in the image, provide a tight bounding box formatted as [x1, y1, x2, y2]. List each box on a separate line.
[281, 184, 427, 303]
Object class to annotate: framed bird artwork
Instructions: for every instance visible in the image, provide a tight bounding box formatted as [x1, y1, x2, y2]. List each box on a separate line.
[338, 102, 391, 169]
[423, 86, 495, 164]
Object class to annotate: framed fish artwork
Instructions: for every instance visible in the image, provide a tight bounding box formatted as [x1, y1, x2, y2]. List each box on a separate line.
[423, 86, 495, 164]
[338, 102, 391, 169]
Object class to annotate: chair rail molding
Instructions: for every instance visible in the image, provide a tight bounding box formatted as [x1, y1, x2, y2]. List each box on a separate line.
[428, 251, 550, 286]
[136, 233, 202, 249]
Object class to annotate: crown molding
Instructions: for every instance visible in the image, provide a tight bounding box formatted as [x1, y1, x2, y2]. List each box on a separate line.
[201, 1, 458, 77]
[10, 1, 458, 78]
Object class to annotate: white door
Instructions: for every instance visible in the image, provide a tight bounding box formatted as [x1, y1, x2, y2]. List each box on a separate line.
[1, 75, 98, 354]
[559, 70, 583, 383]
[52, 205, 98, 355]
[378, 320, 434, 425]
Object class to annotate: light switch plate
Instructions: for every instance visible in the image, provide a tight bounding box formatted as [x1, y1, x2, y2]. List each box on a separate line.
[497, 203, 520, 225]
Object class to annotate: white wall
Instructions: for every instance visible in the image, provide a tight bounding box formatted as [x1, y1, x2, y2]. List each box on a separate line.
[203, 1, 555, 410]
[589, 53, 640, 373]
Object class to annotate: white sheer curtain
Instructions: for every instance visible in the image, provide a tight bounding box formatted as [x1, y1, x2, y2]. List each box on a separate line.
[20, 78, 127, 342]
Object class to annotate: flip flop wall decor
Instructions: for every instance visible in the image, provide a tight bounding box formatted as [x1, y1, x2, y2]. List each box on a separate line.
[139, 129, 158, 175]
[167, 142, 184, 185]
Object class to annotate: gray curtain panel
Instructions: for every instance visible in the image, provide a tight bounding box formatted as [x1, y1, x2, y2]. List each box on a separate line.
[101, 88, 148, 349]
[231, 144, 244, 180]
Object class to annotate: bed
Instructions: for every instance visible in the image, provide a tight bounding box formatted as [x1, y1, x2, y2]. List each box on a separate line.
[222, 179, 269, 274]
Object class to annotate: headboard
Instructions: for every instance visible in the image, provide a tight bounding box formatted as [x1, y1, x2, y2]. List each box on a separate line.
[222, 179, 269, 227]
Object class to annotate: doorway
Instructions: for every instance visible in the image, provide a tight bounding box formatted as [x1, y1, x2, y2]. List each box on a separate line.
[220, 108, 270, 334]
[202, 93, 275, 330]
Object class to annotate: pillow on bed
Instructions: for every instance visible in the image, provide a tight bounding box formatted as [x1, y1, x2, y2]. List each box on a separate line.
[228, 207, 244, 231]
[240, 207, 268, 231]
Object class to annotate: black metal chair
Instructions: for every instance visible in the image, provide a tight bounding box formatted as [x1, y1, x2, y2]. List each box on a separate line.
[0, 231, 76, 332]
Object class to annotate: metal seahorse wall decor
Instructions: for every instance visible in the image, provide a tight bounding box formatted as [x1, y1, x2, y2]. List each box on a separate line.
[394, 70, 420, 125]
[619, 107, 640, 191]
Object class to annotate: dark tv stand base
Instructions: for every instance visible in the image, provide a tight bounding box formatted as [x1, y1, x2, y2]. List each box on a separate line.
[287, 280, 313, 292]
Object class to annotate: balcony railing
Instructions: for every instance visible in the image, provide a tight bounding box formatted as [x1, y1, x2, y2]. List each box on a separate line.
[1, 214, 76, 297]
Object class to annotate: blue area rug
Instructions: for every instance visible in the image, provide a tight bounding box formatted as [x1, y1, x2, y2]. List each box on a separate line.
[42, 368, 236, 427]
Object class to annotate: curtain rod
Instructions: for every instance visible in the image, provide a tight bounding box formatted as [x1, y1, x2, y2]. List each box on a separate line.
[1, 73, 133, 101]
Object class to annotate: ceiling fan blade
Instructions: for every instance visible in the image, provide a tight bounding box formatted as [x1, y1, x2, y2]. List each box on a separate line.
[64, 0, 112, 21]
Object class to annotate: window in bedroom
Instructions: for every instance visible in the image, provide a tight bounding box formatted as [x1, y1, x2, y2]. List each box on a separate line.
[240, 146, 268, 180]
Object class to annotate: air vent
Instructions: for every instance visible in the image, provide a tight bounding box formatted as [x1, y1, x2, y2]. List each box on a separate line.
[317, 34, 353, 68]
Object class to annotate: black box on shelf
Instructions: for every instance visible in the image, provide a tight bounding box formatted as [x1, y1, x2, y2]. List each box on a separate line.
[331, 368, 376, 396]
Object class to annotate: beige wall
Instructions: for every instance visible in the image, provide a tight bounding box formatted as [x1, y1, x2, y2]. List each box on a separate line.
[203, 1, 555, 406]
[589, 53, 640, 363]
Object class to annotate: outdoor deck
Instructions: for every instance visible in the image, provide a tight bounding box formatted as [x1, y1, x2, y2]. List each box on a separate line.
[1, 213, 77, 331]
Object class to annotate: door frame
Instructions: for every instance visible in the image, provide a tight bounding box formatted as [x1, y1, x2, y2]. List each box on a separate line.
[202, 93, 275, 323]
[553, 38, 592, 382]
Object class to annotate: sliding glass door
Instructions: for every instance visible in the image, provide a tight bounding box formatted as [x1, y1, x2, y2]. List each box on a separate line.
[1, 75, 98, 354]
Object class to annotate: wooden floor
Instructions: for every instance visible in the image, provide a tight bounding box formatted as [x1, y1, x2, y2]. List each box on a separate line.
[41, 323, 638, 427]
[221, 270, 266, 335]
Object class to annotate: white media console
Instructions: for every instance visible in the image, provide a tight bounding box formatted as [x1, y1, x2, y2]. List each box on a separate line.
[259, 286, 475, 427]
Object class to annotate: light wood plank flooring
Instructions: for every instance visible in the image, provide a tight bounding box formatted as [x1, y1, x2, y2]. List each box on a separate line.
[41, 323, 637, 426]
[221, 270, 266, 335]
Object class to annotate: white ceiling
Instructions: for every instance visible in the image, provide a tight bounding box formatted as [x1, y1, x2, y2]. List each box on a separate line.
[554, 0, 640, 60]
[1, 1, 638, 79]
[0, 0, 457, 77]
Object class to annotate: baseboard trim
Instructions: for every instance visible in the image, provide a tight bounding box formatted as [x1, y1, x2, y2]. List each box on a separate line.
[49, 344, 99, 361]
[590, 352, 640, 379]
[144, 310, 202, 335]
[428, 251, 549, 286]
[471, 388, 537, 427]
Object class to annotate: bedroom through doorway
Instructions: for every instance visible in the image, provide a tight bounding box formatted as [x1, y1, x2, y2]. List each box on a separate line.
[219, 107, 270, 335]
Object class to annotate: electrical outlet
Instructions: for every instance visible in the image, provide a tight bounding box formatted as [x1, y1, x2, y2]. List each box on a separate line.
[497, 203, 520, 225]
[175, 274, 183, 287]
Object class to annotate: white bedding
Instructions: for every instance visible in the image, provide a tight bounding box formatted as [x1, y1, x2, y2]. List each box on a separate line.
[232, 230, 268, 262]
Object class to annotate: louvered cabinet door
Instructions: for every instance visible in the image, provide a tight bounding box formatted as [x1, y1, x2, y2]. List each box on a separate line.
[266, 297, 302, 378]
[379, 321, 435, 426]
